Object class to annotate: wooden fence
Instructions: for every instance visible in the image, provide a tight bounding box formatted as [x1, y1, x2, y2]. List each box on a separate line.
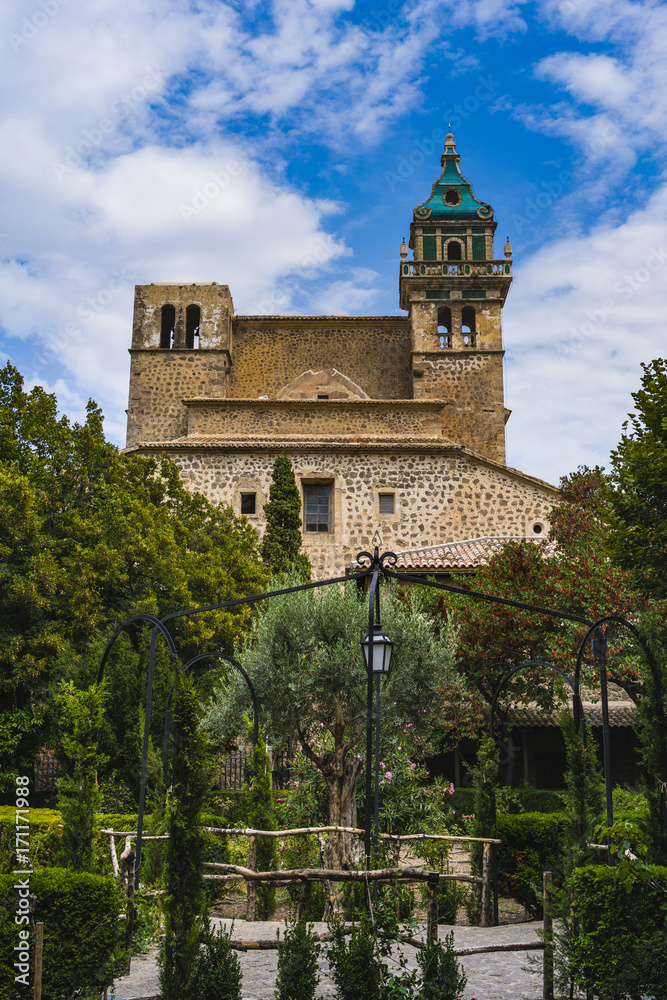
[101, 823, 501, 941]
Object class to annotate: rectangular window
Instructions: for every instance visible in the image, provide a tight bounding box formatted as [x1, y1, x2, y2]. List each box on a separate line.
[304, 485, 331, 533]
[471, 235, 486, 260]
[241, 493, 256, 515]
[422, 235, 437, 261]
[379, 493, 395, 515]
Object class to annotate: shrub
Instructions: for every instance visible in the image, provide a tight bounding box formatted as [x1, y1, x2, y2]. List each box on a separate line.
[0, 807, 63, 873]
[566, 864, 667, 998]
[495, 787, 566, 814]
[416, 932, 467, 1000]
[0, 868, 124, 1000]
[275, 919, 320, 1000]
[189, 918, 242, 1000]
[326, 912, 385, 1000]
[496, 812, 573, 916]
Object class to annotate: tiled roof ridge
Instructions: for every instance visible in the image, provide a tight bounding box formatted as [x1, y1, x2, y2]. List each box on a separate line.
[394, 535, 558, 570]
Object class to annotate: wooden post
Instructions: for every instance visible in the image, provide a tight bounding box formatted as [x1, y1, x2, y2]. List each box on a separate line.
[109, 834, 119, 877]
[426, 872, 439, 944]
[394, 841, 401, 920]
[246, 835, 257, 921]
[480, 842, 491, 928]
[543, 871, 553, 1000]
[33, 922, 43, 1000]
[124, 853, 135, 975]
[296, 879, 312, 922]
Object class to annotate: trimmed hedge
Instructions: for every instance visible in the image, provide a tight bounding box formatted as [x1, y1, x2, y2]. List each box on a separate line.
[450, 787, 566, 817]
[0, 867, 124, 1000]
[568, 864, 667, 997]
[0, 808, 63, 874]
[496, 812, 573, 916]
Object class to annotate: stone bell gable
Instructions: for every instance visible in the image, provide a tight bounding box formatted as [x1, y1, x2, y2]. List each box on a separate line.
[125, 133, 557, 579]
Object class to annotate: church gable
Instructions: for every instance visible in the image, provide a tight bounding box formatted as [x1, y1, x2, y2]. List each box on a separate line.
[276, 369, 369, 401]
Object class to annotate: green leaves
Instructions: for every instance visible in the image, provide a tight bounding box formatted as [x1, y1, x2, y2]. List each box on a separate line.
[606, 358, 667, 598]
[0, 362, 268, 788]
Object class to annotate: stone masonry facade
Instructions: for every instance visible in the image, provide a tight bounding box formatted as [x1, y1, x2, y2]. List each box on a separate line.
[125, 133, 558, 578]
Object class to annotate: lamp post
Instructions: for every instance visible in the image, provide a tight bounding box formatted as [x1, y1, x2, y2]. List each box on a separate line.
[361, 621, 394, 870]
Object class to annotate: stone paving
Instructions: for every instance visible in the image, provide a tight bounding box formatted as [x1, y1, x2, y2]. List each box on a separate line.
[111, 919, 544, 1000]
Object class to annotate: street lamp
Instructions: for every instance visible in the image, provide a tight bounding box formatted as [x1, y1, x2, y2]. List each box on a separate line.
[361, 624, 394, 676]
[361, 622, 394, 880]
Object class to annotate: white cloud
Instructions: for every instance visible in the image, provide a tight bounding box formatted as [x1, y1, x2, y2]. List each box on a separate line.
[504, 179, 667, 482]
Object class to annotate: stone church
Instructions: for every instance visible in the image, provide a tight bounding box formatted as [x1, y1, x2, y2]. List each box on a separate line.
[124, 133, 558, 580]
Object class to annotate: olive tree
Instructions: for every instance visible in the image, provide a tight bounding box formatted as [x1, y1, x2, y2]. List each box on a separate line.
[205, 580, 471, 870]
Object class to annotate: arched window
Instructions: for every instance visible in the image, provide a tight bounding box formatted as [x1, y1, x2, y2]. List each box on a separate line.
[461, 305, 476, 332]
[437, 306, 451, 333]
[447, 240, 462, 261]
[160, 304, 175, 349]
[186, 304, 201, 349]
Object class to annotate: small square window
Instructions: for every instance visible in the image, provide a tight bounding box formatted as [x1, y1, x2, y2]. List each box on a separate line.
[379, 493, 395, 515]
[304, 484, 331, 533]
[241, 493, 256, 515]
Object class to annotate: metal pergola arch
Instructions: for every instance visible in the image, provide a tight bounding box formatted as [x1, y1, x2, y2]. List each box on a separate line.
[94, 548, 667, 889]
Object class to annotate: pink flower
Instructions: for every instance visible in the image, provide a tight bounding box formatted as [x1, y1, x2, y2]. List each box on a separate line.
[398, 746, 402, 750]
[411, 763, 416, 769]
[380, 762, 386, 768]
[449, 782, 455, 795]
[385, 772, 392, 779]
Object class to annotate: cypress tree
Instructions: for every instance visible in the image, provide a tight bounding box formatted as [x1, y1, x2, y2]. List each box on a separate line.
[159, 672, 213, 1000]
[261, 456, 311, 579]
[246, 719, 278, 919]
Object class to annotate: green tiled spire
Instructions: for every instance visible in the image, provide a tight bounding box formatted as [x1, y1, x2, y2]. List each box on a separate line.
[413, 132, 493, 222]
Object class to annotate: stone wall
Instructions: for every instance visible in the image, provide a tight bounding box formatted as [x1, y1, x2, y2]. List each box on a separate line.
[184, 399, 448, 442]
[412, 351, 506, 462]
[126, 350, 230, 448]
[229, 318, 413, 400]
[161, 445, 558, 579]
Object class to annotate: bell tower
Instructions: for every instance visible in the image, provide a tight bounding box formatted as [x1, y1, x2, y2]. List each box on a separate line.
[399, 132, 513, 464]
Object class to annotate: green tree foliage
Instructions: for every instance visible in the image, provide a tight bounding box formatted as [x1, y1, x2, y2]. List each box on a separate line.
[434, 467, 644, 725]
[159, 671, 213, 1000]
[260, 456, 311, 579]
[605, 358, 667, 598]
[206, 583, 471, 871]
[55, 680, 109, 871]
[245, 718, 277, 918]
[0, 363, 268, 797]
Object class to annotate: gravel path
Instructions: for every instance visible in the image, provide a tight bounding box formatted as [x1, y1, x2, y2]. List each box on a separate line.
[111, 919, 544, 1000]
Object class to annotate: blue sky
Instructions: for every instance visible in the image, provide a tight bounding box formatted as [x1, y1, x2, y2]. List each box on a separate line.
[1, 0, 666, 484]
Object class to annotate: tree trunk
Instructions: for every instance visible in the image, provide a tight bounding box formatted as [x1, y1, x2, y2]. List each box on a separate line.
[321, 752, 362, 917]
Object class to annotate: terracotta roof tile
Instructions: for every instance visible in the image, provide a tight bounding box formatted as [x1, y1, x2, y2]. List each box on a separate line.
[394, 536, 557, 570]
